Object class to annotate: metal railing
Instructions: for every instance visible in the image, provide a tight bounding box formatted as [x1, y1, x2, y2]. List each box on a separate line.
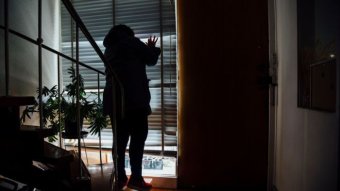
[1, 0, 122, 189]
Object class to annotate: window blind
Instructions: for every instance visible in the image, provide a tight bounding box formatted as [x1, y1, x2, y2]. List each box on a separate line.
[61, 0, 177, 152]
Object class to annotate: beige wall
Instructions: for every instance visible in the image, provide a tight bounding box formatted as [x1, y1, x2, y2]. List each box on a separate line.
[275, 0, 339, 190]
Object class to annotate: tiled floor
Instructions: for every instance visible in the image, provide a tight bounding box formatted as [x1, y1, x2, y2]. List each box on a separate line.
[66, 146, 178, 190]
[88, 163, 179, 191]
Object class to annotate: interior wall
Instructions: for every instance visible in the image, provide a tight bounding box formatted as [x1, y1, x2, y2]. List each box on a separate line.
[275, 0, 339, 191]
[0, 0, 59, 97]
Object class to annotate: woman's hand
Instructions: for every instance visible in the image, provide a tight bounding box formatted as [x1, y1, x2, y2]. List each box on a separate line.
[146, 35, 158, 47]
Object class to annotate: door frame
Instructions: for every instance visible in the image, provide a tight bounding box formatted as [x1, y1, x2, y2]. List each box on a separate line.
[267, 0, 279, 190]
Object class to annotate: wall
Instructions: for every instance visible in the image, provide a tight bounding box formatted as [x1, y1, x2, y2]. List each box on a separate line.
[0, 0, 60, 97]
[275, 0, 339, 190]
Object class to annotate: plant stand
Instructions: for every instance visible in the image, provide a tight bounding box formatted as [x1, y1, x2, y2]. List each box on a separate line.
[62, 131, 89, 165]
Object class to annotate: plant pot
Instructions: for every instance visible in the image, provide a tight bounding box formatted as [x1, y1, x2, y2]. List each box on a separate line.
[64, 118, 83, 136]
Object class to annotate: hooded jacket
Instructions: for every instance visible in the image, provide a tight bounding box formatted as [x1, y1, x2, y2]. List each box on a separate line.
[103, 32, 160, 116]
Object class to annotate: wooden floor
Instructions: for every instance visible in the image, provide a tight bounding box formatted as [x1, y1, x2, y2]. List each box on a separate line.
[88, 163, 183, 191]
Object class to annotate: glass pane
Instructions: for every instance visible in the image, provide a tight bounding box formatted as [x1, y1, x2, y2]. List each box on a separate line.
[115, 0, 160, 38]
[78, 30, 106, 88]
[163, 34, 177, 85]
[149, 87, 162, 129]
[61, 2, 76, 59]
[80, 65, 104, 95]
[42, 0, 60, 50]
[146, 61, 161, 86]
[71, 0, 113, 41]
[62, 29, 106, 90]
[42, 49, 58, 88]
[9, 34, 38, 96]
[8, 0, 38, 40]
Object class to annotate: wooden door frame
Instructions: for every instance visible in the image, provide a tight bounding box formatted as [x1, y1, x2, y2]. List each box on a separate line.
[267, 0, 278, 190]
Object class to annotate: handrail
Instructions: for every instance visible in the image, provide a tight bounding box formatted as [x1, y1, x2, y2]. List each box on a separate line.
[0, 25, 104, 75]
[61, 0, 119, 82]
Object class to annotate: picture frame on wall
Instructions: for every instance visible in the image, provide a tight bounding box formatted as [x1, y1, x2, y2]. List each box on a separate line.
[297, 0, 339, 112]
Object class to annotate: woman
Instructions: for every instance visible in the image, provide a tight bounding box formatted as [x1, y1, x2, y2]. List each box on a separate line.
[103, 24, 160, 190]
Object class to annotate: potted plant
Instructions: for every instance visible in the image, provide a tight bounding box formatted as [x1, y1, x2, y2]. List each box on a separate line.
[21, 66, 108, 142]
[21, 85, 65, 142]
[62, 66, 94, 136]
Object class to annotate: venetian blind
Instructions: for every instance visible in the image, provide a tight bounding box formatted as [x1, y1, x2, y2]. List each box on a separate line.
[61, 0, 177, 151]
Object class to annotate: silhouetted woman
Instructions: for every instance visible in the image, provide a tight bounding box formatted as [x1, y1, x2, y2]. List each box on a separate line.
[103, 24, 160, 191]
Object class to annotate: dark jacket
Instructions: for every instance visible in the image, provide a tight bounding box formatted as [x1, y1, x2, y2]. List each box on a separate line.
[103, 36, 160, 117]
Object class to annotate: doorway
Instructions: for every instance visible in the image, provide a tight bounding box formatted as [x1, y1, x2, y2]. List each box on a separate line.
[177, 0, 270, 189]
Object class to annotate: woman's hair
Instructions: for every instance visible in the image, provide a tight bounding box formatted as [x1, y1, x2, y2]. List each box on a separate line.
[103, 24, 135, 47]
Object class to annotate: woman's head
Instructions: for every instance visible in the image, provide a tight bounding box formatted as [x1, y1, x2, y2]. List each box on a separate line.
[103, 24, 135, 47]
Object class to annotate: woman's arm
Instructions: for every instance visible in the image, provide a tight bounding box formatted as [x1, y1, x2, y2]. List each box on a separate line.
[133, 36, 161, 66]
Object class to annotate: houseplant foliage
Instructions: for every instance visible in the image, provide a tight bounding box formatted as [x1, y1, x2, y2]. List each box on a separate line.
[21, 85, 64, 142]
[21, 66, 108, 142]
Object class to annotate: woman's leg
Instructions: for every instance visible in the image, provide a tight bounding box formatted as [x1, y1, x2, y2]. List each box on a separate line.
[111, 115, 130, 181]
[128, 113, 148, 178]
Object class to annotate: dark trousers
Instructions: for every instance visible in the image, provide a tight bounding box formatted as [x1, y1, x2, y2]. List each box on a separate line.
[110, 111, 149, 180]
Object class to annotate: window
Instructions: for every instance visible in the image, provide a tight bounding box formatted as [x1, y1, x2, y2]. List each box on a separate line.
[61, 0, 177, 153]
